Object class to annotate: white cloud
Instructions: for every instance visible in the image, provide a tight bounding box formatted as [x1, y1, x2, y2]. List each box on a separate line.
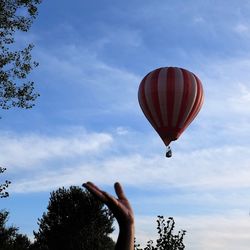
[0, 130, 113, 171]
[193, 16, 205, 24]
[8, 143, 250, 193]
[233, 24, 249, 34]
[116, 126, 129, 135]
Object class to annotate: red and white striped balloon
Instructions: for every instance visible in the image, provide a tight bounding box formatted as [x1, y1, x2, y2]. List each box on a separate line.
[138, 67, 204, 147]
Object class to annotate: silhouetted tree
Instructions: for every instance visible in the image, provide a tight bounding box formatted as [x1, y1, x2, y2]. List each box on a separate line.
[0, 167, 11, 198]
[33, 186, 115, 250]
[134, 216, 186, 250]
[0, 0, 42, 110]
[0, 209, 31, 250]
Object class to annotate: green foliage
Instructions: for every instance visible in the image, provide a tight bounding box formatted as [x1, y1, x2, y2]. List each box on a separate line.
[0, 167, 11, 198]
[0, 210, 31, 250]
[135, 216, 186, 250]
[33, 186, 115, 250]
[0, 0, 42, 109]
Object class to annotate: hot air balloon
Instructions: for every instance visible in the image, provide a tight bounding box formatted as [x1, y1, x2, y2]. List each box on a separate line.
[138, 67, 204, 157]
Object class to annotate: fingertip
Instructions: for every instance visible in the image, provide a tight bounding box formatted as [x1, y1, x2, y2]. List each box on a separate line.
[84, 182, 95, 189]
[82, 182, 89, 187]
[82, 181, 92, 187]
[114, 182, 121, 189]
[114, 182, 127, 200]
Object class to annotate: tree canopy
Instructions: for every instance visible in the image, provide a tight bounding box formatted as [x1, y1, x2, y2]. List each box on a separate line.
[0, 0, 42, 109]
[0, 210, 31, 250]
[33, 186, 115, 250]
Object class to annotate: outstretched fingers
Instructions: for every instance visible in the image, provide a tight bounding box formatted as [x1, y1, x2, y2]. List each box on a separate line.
[83, 182, 107, 203]
[83, 182, 129, 212]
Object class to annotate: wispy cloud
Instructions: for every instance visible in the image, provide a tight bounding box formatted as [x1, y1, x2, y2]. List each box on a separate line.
[233, 23, 249, 34]
[8, 142, 250, 193]
[35, 44, 141, 115]
[229, 82, 250, 113]
[94, 25, 143, 48]
[0, 129, 113, 171]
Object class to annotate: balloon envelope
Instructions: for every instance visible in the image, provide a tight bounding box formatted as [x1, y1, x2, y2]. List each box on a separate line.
[138, 67, 204, 146]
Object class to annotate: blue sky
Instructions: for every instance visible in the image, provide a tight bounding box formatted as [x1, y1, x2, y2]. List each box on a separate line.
[2, 0, 250, 249]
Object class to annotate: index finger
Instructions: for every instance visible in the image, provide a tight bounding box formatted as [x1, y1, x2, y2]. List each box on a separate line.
[83, 182, 107, 203]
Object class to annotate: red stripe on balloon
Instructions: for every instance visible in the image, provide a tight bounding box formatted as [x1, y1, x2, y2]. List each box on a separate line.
[138, 74, 158, 130]
[138, 74, 157, 128]
[150, 68, 164, 127]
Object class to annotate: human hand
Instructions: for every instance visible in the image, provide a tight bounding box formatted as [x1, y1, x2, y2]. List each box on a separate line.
[83, 182, 134, 227]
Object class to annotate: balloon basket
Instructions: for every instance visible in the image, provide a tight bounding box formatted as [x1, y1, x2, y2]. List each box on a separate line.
[166, 146, 172, 158]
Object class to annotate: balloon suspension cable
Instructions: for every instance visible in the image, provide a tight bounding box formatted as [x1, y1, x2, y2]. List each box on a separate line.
[166, 146, 172, 158]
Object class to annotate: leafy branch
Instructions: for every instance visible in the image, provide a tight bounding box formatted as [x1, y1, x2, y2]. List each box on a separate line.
[135, 216, 186, 250]
[0, 167, 11, 198]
